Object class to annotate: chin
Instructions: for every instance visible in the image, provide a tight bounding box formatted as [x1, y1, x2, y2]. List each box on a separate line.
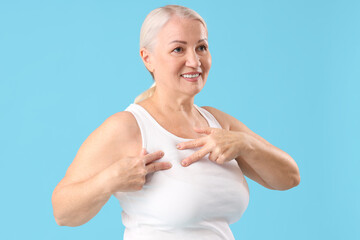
[185, 84, 204, 96]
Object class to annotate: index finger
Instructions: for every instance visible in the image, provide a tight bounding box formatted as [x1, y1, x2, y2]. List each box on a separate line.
[182, 147, 210, 167]
[177, 138, 206, 150]
[143, 150, 165, 165]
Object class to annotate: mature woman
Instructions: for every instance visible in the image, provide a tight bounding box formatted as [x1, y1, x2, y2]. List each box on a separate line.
[52, 4, 300, 240]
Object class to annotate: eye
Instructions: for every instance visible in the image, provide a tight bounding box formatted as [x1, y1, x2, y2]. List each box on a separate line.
[172, 47, 183, 53]
[197, 45, 208, 51]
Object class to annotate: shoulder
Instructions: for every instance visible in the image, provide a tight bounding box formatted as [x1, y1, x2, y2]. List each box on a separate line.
[106, 111, 140, 137]
[84, 110, 142, 156]
[88, 111, 140, 149]
[201, 105, 255, 134]
[100, 111, 142, 156]
[200, 106, 230, 130]
[200, 105, 245, 132]
[201, 105, 271, 146]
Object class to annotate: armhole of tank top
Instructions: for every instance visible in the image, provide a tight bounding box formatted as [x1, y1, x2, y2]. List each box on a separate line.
[195, 105, 223, 129]
[124, 109, 147, 149]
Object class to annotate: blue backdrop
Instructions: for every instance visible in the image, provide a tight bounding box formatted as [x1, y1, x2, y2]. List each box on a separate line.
[1, 0, 359, 239]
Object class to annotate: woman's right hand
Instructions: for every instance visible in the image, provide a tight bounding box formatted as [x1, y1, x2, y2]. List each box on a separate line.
[106, 148, 172, 193]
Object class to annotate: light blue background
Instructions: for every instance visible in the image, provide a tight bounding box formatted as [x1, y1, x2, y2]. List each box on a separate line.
[1, 0, 359, 239]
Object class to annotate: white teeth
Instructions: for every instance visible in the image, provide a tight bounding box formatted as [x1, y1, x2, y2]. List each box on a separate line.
[182, 73, 200, 78]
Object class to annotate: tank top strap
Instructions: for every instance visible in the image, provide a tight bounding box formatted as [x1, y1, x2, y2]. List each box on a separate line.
[193, 104, 223, 129]
[124, 104, 149, 149]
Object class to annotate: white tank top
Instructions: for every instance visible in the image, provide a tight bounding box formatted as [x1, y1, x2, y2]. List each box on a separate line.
[113, 103, 250, 240]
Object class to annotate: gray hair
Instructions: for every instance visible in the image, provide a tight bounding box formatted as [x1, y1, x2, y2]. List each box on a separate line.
[134, 5, 207, 104]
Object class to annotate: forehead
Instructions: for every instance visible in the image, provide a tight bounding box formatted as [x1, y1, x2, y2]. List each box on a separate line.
[156, 16, 207, 43]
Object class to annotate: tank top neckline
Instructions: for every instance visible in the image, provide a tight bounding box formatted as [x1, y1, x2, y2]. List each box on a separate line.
[130, 103, 211, 141]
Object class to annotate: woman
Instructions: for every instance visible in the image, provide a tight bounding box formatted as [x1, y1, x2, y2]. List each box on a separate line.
[52, 5, 300, 239]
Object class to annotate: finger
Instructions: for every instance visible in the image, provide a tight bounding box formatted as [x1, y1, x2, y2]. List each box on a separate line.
[181, 147, 210, 167]
[146, 161, 172, 174]
[208, 148, 222, 162]
[216, 148, 234, 164]
[177, 138, 206, 150]
[193, 126, 214, 135]
[143, 150, 165, 165]
[216, 153, 227, 164]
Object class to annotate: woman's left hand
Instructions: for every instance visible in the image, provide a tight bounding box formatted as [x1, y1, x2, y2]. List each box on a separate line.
[177, 126, 251, 167]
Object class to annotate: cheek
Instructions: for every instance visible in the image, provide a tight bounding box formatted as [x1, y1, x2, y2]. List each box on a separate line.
[170, 59, 185, 73]
[157, 56, 179, 74]
[208, 53, 212, 68]
[203, 55, 212, 72]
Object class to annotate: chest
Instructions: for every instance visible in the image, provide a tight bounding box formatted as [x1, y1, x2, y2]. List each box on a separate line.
[155, 112, 209, 139]
[115, 146, 250, 227]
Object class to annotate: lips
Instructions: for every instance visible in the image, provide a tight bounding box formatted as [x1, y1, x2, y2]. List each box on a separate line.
[181, 72, 202, 77]
[181, 71, 201, 75]
[181, 72, 201, 82]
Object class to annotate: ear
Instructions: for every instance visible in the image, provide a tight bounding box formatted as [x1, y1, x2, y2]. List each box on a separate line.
[140, 47, 154, 73]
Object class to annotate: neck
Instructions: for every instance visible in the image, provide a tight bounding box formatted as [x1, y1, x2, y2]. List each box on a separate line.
[148, 87, 196, 115]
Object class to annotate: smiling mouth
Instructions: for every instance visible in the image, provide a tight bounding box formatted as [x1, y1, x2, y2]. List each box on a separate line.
[180, 72, 202, 80]
[180, 73, 201, 82]
[181, 73, 200, 78]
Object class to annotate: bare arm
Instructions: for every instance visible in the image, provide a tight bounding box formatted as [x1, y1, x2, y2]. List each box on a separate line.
[51, 167, 113, 226]
[235, 132, 300, 190]
[51, 111, 171, 226]
[201, 106, 300, 191]
[51, 112, 139, 226]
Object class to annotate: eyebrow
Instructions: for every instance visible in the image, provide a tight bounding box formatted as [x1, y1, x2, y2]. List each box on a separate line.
[168, 38, 208, 45]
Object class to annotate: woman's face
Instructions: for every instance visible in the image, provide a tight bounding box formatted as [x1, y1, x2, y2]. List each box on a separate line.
[150, 16, 211, 96]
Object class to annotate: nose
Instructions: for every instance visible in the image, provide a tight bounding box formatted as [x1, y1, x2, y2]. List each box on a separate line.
[185, 49, 201, 68]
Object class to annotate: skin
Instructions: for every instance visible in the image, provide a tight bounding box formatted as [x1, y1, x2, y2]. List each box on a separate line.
[52, 13, 300, 228]
[139, 16, 211, 118]
[139, 15, 300, 190]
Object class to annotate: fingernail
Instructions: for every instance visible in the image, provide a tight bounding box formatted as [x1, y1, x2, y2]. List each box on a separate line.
[160, 151, 164, 156]
[176, 144, 181, 149]
[166, 163, 172, 168]
[181, 161, 187, 167]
